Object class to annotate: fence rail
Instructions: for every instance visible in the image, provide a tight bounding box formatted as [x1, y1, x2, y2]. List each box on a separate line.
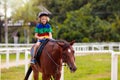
[0, 42, 120, 50]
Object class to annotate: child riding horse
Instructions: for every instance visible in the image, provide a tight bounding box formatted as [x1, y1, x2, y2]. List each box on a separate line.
[24, 40, 77, 80]
[31, 12, 52, 64]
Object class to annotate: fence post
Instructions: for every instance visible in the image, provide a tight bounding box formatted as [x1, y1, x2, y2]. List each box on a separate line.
[109, 44, 113, 50]
[16, 50, 20, 67]
[111, 51, 118, 80]
[92, 45, 94, 51]
[6, 50, 9, 69]
[25, 49, 32, 80]
[25, 49, 28, 74]
[60, 64, 64, 80]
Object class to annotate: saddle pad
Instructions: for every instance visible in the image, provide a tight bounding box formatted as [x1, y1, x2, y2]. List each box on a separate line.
[35, 39, 49, 64]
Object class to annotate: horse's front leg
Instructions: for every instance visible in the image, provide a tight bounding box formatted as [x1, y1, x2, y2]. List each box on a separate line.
[31, 64, 39, 80]
[42, 73, 51, 80]
[53, 72, 61, 80]
[33, 71, 39, 80]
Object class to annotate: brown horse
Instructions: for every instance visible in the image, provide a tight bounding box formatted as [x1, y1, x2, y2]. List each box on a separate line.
[24, 40, 77, 80]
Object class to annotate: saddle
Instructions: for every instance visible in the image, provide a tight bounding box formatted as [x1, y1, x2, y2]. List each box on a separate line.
[34, 39, 49, 65]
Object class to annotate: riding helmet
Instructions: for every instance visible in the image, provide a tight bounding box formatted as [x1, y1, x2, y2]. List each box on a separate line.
[38, 12, 49, 18]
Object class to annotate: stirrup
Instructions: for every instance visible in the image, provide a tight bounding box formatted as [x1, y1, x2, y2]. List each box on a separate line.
[30, 59, 36, 64]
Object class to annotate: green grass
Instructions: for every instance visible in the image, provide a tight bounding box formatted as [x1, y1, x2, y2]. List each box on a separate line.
[1, 66, 25, 80]
[64, 54, 112, 80]
[1, 54, 120, 80]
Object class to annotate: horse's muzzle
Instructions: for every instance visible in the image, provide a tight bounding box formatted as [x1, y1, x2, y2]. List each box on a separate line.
[70, 66, 77, 72]
[68, 63, 77, 72]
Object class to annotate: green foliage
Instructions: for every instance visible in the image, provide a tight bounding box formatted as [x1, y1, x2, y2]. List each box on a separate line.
[12, 1, 38, 22]
[82, 37, 89, 42]
[57, 2, 120, 42]
[36, 0, 83, 23]
[58, 3, 94, 42]
[10, 0, 120, 42]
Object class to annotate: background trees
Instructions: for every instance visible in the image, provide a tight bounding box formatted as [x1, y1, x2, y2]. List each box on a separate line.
[3, 0, 120, 43]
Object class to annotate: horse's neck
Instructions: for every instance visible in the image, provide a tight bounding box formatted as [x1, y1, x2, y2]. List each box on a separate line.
[49, 42, 63, 64]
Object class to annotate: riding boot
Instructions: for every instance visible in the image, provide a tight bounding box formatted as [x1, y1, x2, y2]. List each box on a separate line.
[30, 46, 38, 64]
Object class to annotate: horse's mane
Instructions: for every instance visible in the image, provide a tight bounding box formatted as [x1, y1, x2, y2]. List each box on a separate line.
[50, 39, 70, 50]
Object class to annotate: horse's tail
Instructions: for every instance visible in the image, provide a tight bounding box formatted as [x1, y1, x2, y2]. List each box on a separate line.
[24, 66, 32, 80]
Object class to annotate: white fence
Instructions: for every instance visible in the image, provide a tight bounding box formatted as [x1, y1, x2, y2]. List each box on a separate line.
[73, 42, 120, 80]
[0, 47, 30, 68]
[0, 43, 120, 80]
[0, 47, 32, 80]
[74, 42, 120, 51]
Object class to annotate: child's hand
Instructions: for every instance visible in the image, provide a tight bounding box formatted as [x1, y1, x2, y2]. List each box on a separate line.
[38, 37, 44, 40]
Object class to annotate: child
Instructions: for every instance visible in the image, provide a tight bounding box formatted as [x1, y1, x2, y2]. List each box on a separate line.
[31, 12, 53, 64]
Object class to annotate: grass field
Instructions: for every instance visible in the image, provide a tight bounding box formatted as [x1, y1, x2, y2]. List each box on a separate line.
[1, 53, 120, 80]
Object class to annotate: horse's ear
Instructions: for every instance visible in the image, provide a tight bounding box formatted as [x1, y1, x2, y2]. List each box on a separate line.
[57, 42, 64, 47]
[70, 40, 75, 45]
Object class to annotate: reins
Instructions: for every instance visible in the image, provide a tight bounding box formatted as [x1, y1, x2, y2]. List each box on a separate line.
[46, 50, 67, 66]
[46, 50, 61, 67]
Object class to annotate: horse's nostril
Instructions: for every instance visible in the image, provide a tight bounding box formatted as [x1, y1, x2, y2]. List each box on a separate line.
[69, 66, 77, 72]
[74, 67, 77, 71]
[70, 67, 72, 70]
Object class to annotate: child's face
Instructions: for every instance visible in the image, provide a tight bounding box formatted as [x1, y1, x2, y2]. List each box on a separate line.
[40, 16, 48, 25]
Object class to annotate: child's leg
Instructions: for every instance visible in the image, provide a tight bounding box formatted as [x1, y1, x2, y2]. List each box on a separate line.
[34, 42, 41, 56]
[31, 42, 41, 64]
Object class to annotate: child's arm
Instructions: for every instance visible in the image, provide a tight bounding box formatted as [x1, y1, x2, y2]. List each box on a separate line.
[35, 33, 44, 40]
[49, 32, 52, 39]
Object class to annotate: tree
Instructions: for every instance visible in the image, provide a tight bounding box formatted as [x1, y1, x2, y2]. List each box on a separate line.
[58, 3, 93, 42]
[11, 0, 120, 42]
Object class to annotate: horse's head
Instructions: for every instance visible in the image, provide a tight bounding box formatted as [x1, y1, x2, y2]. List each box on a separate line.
[57, 40, 77, 72]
